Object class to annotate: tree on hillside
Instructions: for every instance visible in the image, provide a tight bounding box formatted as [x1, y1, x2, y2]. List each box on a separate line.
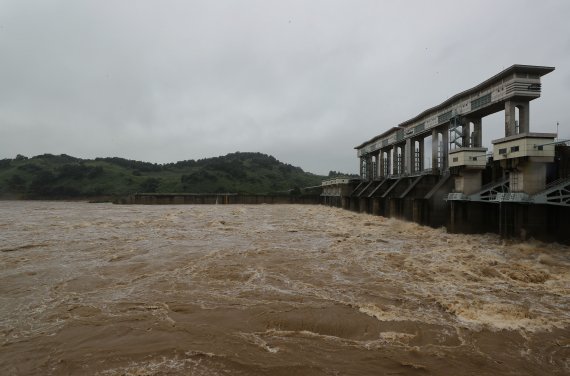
[28, 171, 56, 196]
[139, 177, 161, 193]
[7, 174, 26, 191]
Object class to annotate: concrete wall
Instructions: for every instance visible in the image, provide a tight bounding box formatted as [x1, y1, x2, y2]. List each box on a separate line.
[492, 134, 556, 161]
[125, 194, 321, 205]
[328, 170, 569, 243]
[454, 171, 483, 195]
[449, 148, 487, 169]
[447, 201, 570, 243]
[511, 163, 547, 194]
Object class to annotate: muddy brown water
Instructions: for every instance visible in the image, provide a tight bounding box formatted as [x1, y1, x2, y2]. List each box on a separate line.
[0, 201, 569, 375]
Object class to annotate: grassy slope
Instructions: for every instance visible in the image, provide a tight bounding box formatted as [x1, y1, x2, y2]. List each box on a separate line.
[0, 152, 326, 198]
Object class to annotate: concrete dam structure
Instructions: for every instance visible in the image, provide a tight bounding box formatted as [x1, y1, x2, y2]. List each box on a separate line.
[322, 64, 570, 243]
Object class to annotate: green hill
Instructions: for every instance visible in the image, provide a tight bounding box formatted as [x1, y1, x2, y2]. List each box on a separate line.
[0, 152, 327, 199]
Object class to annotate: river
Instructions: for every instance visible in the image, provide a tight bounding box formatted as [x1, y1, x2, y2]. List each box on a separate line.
[1, 201, 568, 375]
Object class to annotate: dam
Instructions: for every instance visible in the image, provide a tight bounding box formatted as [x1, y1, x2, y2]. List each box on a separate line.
[322, 64, 570, 243]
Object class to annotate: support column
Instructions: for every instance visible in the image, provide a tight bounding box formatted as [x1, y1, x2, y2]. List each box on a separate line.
[379, 150, 385, 178]
[402, 138, 406, 174]
[472, 118, 482, 147]
[386, 149, 391, 176]
[392, 146, 399, 175]
[409, 140, 416, 174]
[462, 119, 471, 147]
[519, 103, 529, 134]
[431, 128, 439, 174]
[366, 155, 373, 181]
[441, 124, 449, 171]
[505, 101, 529, 136]
[360, 157, 366, 179]
[369, 154, 374, 180]
[505, 101, 516, 136]
[418, 137, 425, 172]
[373, 151, 380, 179]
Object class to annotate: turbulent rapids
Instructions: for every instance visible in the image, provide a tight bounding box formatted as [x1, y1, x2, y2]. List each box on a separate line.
[1, 201, 569, 375]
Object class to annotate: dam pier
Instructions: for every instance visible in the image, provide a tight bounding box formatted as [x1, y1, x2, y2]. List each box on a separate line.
[322, 65, 570, 243]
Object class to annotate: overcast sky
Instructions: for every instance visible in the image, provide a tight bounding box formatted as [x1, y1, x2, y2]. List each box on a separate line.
[1, 0, 569, 174]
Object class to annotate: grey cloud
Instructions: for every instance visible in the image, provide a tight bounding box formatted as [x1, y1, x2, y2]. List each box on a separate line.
[1, 0, 569, 174]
